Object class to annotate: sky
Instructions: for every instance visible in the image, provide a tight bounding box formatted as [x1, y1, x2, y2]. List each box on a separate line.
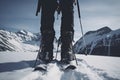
[0, 0, 120, 41]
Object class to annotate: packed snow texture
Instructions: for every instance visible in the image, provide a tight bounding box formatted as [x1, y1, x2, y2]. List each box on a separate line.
[0, 52, 120, 80]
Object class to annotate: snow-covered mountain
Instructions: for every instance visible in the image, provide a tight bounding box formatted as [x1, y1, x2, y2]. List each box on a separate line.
[16, 30, 40, 42]
[0, 29, 40, 52]
[73, 26, 120, 57]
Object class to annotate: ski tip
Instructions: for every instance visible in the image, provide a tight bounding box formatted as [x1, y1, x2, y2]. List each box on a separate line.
[65, 65, 76, 71]
[33, 67, 47, 72]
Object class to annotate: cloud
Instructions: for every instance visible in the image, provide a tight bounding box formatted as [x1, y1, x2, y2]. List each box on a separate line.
[74, 0, 120, 29]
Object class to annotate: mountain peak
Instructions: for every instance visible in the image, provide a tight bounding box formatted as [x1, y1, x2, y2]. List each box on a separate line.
[85, 26, 112, 36]
[17, 29, 35, 37]
[97, 26, 111, 32]
[17, 29, 27, 35]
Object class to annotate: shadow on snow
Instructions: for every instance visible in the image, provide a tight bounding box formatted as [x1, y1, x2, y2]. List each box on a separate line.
[0, 60, 35, 72]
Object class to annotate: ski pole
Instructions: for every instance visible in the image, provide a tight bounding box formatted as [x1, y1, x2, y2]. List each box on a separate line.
[33, 38, 42, 68]
[55, 37, 61, 60]
[76, 0, 87, 55]
[55, 42, 59, 60]
[72, 42, 78, 66]
[33, 47, 40, 68]
[74, 53, 78, 66]
[33, 45, 41, 68]
[33, 52, 39, 68]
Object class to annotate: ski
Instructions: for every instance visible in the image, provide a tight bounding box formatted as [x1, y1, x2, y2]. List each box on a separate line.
[33, 59, 57, 72]
[34, 66, 47, 72]
[57, 61, 77, 72]
[33, 59, 77, 74]
[64, 65, 76, 71]
[33, 63, 47, 73]
[60, 65, 76, 72]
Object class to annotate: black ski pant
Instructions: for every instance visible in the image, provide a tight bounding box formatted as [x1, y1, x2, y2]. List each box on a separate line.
[40, 0, 57, 59]
[60, 0, 74, 60]
[40, 0, 74, 60]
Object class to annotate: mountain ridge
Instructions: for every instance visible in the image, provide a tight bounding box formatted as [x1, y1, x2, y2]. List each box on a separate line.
[0, 29, 40, 51]
[73, 26, 120, 57]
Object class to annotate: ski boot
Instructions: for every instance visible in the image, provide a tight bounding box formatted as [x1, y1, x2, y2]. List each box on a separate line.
[39, 30, 55, 63]
[60, 31, 76, 70]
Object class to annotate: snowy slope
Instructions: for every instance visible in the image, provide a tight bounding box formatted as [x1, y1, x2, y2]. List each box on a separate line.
[0, 30, 40, 52]
[0, 51, 120, 80]
[74, 27, 120, 56]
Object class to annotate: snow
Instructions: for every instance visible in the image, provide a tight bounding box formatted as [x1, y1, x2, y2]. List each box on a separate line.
[0, 51, 120, 80]
[0, 30, 39, 52]
[78, 55, 120, 79]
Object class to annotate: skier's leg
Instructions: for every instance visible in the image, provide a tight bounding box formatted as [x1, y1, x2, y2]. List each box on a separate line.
[60, 0, 75, 63]
[39, 0, 57, 63]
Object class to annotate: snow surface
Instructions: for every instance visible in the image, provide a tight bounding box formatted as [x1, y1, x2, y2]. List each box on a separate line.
[0, 51, 120, 80]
